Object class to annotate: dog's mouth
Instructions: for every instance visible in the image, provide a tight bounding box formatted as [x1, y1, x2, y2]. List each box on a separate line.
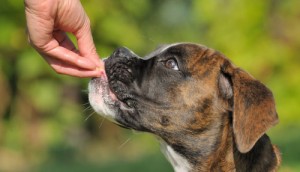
[88, 53, 139, 123]
[106, 60, 136, 108]
[89, 70, 134, 115]
[88, 70, 117, 120]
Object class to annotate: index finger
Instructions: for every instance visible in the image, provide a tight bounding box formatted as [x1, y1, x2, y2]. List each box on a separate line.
[45, 45, 98, 70]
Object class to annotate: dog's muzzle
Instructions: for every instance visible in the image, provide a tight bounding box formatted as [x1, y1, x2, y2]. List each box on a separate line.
[88, 47, 140, 121]
[105, 47, 140, 105]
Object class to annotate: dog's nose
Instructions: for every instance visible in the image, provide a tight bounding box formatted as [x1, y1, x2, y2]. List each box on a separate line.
[113, 47, 135, 59]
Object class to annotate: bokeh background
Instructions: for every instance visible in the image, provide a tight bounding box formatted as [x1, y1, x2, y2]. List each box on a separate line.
[1, 0, 300, 171]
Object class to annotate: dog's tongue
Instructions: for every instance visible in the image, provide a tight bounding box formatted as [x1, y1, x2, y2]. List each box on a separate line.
[96, 64, 118, 101]
[99, 69, 106, 78]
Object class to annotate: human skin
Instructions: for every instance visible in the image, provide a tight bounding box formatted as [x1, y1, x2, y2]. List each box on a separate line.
[25, 0, 104, 77]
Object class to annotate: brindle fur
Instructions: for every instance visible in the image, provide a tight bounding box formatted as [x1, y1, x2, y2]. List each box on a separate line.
[95, 43, 281, 171]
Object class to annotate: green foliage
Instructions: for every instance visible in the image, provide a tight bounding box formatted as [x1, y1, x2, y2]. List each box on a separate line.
[0, 0, 300, 171]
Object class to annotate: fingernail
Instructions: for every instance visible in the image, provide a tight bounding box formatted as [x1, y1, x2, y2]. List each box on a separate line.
[93, 69, 103, 77]
[97, 61, 105, 70]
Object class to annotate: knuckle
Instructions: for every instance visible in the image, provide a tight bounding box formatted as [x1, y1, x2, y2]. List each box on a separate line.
[26, 36, 37, 48]
[27, 37, 32, 45]
[83, 19, 91, 32]
[85, 17, 91, 26]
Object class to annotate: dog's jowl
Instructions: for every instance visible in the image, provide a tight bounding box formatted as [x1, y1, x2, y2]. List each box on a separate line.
[88, 43, 281, 172]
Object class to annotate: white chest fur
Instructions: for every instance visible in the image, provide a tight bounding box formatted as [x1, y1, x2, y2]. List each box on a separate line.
[160, 140, 192, 172]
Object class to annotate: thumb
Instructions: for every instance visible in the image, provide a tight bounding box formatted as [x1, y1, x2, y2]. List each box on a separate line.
[74, 19, 102, 68]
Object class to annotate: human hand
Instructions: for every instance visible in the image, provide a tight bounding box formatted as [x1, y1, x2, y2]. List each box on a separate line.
[25, 0, 103, 77]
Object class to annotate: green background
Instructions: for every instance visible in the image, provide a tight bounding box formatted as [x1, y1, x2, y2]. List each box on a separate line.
[1, 0, 300, 171]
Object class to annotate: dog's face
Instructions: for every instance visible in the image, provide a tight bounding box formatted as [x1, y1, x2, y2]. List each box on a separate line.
[89, 43, 278, 153]
[89, 43, 221, 133]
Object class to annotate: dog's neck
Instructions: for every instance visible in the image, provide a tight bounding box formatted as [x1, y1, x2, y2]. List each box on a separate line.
[160, 114, 233, 172]
[160, 141, 192, 172]
[159, 114, 280, 172]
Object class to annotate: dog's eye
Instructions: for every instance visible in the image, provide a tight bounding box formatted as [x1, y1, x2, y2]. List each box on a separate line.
[165, 59, 179, 70]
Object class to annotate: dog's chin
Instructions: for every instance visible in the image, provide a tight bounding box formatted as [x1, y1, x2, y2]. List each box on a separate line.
[88, 71, 134, 123]
[88, 72, 118, 121]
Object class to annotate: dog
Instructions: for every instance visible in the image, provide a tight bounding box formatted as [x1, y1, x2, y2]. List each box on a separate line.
[88, 43, 281, 172]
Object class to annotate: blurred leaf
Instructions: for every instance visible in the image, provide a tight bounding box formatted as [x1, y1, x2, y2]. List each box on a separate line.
[16, 50, 49, 79]
[25, 80, 60, 113]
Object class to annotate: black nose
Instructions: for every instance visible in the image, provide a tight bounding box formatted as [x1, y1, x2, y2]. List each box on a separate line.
[113, 47, 134, 59]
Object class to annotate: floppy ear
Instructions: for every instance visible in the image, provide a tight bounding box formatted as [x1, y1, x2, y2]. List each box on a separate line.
[220, 60, 279, 153]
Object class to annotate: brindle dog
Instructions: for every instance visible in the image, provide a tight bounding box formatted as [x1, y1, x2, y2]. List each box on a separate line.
[88, 43, 281, 172]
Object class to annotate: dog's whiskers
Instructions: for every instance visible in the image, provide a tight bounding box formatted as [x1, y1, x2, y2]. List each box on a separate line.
[118, 136, 133, 150]
[82, 105, 92, 113]
[81, 89, 89, 93]
[85, 111, 96, 121]
[82, 102, 90, 106]
[98, 117, 105, 129]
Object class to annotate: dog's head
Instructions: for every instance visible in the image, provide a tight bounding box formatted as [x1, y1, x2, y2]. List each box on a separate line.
[88, 43, 278, 153]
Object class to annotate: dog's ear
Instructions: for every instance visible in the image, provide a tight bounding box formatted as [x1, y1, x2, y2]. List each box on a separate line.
[219, 60, 278, 153]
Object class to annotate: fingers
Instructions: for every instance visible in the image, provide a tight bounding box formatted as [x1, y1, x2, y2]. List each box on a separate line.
[29, 28, 102, 74]
[45, 44, 98, 70]
[74, 17, 102, 67]
[58, 0, 101, 67]
[53, 30, 105, 71]
[25, 0, 104, 77]
[49, 30, 105, 76]
[44, 56, 102, 78]
[53, 30, 78, 53]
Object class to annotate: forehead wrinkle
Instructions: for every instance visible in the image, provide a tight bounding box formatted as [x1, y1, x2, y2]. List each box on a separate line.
[187, 50, 222, 78]
[144, 42, 208, 60]
[144, 43, 182, 59]
[187, 48, 215, 68]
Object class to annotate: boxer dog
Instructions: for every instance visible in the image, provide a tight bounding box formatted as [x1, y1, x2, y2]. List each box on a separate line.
[88, 43, 281, 172]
